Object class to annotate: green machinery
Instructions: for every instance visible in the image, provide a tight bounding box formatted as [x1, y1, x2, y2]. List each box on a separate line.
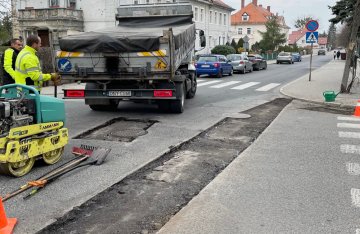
[0, 84, 68, 177]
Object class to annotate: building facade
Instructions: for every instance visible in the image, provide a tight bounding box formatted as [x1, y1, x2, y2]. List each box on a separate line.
[120, 0, 234, 54]
[14, 0, 233, 54]
[230, 0, 290, 50]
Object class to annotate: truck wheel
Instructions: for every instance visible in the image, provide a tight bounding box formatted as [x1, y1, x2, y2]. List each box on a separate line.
[170, 82, 185, 113]
[89, 102, 118, 111]
[186, 72, 197, 99]
[216, 69, 223, 78]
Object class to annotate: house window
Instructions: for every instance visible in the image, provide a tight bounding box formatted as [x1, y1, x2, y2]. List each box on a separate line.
[209, 11, 213, 24]
[219, 13, 222, 25]
[223, 14, 227, 25]
[219, 36, 221, 45]
[242, 13, 249, 21]
[146, 0, 151, 3]
[69, 0, 76, 8]
[49, 0, 59, 7]
[223, 37, 225, 44]
[134, 0, 139, 4]
[237, 28, 242, 35]
[247, 28, 251, 34]
[214, 12, 217, 24]
[194, 7, 199, 21]
[200, 8, 204, 22]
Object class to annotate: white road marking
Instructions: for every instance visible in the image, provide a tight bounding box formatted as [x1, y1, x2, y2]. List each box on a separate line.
[351, 188, 360, 207]
[231, 82, 260, 90]
[197, 79, 206, 82]
[347, 163, 360, 175]
[210, 81, 241, 88]
[337, 123, 360, 129]
[356, 229, 360, 234]
[339, 131, 360, 139]
[337, 116, 360, 121]
[197, 80, 222, 87]
[255, 83, 281, 91]
[340, 144, 360, 154]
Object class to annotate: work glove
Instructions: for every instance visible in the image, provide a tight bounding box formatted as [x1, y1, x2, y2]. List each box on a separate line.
[50, 73, 61, 86]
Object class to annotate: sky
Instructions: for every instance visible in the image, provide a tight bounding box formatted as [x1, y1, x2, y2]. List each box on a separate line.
[223, 0, 338, 33]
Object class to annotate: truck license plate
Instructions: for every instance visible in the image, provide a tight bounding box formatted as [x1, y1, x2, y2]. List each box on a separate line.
[108, 91, 131, 97]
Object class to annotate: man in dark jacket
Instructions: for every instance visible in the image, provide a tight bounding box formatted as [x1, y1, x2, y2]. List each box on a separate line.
[1, 38, 23, 85]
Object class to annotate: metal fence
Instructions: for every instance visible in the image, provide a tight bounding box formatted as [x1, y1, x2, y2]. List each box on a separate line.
[260, 53, 279, 61]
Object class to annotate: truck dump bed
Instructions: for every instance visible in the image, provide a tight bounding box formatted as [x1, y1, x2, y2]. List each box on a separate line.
[57, 3, 195, 80]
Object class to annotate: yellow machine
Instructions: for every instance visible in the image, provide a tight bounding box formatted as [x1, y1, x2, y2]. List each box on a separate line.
[0, 84, 68, 177]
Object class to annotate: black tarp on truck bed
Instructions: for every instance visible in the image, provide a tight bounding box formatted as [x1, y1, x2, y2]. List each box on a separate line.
[59, 15, 195, 53]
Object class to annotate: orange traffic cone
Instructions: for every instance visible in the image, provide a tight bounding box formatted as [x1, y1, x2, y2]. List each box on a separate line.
[0, 198, 17, 234]
[354, 100, 360, 117]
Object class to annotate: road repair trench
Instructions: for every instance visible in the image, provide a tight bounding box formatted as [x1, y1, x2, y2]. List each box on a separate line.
[39, 98, 291, 234]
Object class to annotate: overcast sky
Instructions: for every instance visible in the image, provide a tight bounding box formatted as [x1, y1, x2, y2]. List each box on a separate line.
[223, 0, 338, 33]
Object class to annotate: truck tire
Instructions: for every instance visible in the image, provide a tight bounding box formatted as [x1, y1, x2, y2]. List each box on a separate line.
[89, 102, 118, 111]
[170, 82, 185, 113]
[85, 83, 118, 111]
[186, 72, 197, 99]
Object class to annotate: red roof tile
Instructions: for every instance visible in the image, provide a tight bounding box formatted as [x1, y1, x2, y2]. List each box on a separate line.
[231, 2, 272, 25]
[288, 29, 307, 44]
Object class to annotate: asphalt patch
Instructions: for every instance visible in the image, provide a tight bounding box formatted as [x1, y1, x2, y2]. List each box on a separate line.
[74, 117, 157, 142]
[38, 98, 291, 234]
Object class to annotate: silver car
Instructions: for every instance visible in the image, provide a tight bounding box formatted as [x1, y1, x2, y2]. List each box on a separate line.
[226, 54, 253, 74]
[277, 52, 294, 64]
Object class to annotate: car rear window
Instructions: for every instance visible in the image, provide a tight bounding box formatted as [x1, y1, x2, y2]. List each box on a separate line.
[279, 52, 290, 56]
[227, 55, 241, 61]
[198, 56, 217, 62]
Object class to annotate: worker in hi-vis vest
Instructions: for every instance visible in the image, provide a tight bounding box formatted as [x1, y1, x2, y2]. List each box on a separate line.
[1, 38, 22, 85]
[14, 34, 61, 92]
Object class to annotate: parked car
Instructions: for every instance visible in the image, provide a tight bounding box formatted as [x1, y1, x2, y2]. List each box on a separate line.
[247, 54, 267, 71]
[226, 54, 253, 74]
[318, 49, 326, 55]
[277, 52, 294, 64]
[195, 54, 233, 78]
[291, 52, 302, 62]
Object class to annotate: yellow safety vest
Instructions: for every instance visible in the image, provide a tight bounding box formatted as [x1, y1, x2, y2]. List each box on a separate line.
[14, 45, 51, 91]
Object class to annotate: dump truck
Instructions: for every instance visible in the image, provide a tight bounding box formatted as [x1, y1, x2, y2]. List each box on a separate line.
[56, 2, 205, 113]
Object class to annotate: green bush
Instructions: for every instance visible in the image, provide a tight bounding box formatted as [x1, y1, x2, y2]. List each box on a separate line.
[211, 45, 236, 56]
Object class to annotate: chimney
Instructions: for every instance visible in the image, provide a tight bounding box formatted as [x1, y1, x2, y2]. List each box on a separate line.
[241, 0, 245, 9]
[267, 6, 270, 12]
[252, 0, 257, 6]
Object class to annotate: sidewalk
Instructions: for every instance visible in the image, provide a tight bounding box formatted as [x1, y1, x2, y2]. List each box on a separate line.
[280, 59, 360, 108]
[157, 59, 360, 233]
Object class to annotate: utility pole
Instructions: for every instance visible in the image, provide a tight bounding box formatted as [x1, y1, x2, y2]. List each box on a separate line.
[11, 0, 20, 38]
[340, 0, 360, 93]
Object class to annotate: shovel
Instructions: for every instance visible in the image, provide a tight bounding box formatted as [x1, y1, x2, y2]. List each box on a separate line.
[23, 147, 111, 199]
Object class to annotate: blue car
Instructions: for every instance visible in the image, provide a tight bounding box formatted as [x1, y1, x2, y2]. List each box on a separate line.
[195, 54, 233, 78]
[291, 52, 302, 62]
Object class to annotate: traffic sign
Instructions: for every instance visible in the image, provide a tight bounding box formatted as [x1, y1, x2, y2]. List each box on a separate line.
[57, 58, 72, 72]
[305, 20, 319, 32]
[306, 31, 318, 43]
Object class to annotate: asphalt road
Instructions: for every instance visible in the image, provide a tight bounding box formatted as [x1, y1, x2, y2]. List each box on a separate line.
[0, 54, 332, 233]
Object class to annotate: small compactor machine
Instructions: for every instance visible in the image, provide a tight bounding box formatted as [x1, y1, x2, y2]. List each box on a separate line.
[0, 84, 68, 177]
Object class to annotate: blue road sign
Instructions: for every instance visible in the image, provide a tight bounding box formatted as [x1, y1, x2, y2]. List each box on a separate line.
[57, 58, 72, 72]
[306, 31, 318, 43]
[306, 20, 319, 32]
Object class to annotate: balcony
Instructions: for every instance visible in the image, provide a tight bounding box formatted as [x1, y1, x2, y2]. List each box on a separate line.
[18, 8, 83, 21]
[18, 8, 84, 31]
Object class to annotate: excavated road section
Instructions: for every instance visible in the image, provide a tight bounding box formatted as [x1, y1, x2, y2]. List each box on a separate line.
[39, 98, 291, 234]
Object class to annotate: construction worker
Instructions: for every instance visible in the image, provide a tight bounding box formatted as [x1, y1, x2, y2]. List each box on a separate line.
[1, 38, 22, 85]
[14, 34, 61, 92]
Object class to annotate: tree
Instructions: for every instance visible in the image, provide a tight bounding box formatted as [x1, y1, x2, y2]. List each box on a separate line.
[258, 15, 287, 51]
[237, 38, 244, 49]
[319, 30, 327, 37]
[230, 39, 237, 52]
[337, 24, 351, 47]
[327, 23, 336, 50]
[211, 45, 236, 56]
[329, 0, 360, 92]
[294, 16, 313, 29]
